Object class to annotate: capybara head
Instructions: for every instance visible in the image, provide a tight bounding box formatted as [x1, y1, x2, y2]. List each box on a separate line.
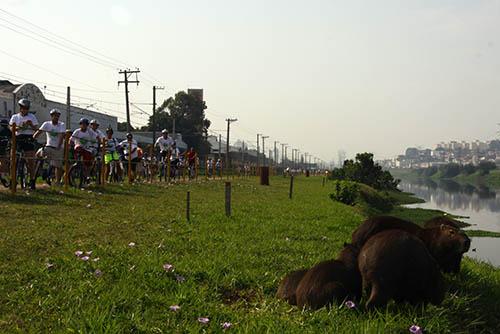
[424, 216, 463, 229]
[340, 242, 360, 266]
[425, 224, 471, 273]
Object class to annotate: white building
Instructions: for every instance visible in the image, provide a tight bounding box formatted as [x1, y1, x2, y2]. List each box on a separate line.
[0, 80, 117, 132]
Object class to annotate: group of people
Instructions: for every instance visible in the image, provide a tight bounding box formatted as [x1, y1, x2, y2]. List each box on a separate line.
[0, 98, 198, 189]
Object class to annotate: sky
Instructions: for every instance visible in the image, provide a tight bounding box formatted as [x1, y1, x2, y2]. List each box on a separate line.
[1, 0, 499, 163]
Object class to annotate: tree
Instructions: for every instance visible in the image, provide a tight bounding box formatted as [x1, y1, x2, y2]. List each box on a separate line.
[478, 161, 496, 176]
[146, 91, 211, 153]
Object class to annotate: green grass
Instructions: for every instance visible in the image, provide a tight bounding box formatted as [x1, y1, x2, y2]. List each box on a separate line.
[1, 177, 500, 333]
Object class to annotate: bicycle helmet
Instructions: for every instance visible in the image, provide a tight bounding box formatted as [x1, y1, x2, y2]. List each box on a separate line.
[49, 108, 61, 115]
[126, 132, 133, 138]
[161, 129, 168, 134]
[79, 118, 90, 125]
[90, 119, 99, 125]
[18, 98, 30, 109]
[106, 127, 113, 134]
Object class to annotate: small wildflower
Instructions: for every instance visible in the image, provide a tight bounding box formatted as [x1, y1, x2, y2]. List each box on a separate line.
[81, 256, 90, 261]
[25, 191, 30, 196]
[45, 263, 55, 270]
[128, 242, 136, 247]
[85, 251, 93, 256]
[409, 325, 423, 334]
[87, 190, 93, 194]
[94, 269, 103, 277]
[169, 305, 181, 312]
[345, 300, 356, 309]
[129, 265, 136, 271]
[75, 250, 83, 257]
[285, 237, 290, 241]
[97, 192, 103, 195]
[92, 257, 100, 262]
[321, 236, 328, 240]
[198, 317, 210, 325]
[221, 322, 232, 330]
[59, 190, 64, 195]
[86, 204, 92, 208]
[175, 274, 185, 282]
[163, 263, 174, 272]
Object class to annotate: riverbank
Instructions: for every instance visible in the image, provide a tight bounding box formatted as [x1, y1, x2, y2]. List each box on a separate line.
[390, 168, 500, 188]
[1, 177, 499, 333]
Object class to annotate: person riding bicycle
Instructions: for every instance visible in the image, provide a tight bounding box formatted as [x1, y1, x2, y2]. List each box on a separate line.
[169, 141, 181, 178]
[33, 109, 65, 185]
[103, 127, 122, 181]
[119, 133, 139, 182]
[185, 147, 196, 177]
[154, 129, 173, 162]
[9, 98, 39, 189]
[70, 118, 97, 180]
[0, 119, 12, 186]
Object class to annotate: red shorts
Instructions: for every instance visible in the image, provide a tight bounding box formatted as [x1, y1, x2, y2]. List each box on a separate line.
[75, 146, 94, 167]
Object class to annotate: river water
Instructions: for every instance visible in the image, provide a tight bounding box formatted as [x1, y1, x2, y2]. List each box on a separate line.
[399, 179, 500, 267]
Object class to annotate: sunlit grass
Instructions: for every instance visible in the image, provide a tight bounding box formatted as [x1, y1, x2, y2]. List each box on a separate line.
[0, 177, 499, 333]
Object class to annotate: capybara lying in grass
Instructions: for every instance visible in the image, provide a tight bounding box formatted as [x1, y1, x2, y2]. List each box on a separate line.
[276, 269, 308, 305]
[352, 216, 470, 273]
[358, 229, 445, 308]
[295, 243, 362, 309]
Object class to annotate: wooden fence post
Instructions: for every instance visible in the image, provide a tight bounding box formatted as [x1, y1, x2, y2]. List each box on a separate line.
[186, 191, 191, 221]
[225, 182, 231, 217]
[63, 130, 71, 190]
[289, 175, 294, 199]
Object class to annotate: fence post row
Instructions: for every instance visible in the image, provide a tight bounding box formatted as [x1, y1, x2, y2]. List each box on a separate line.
[9, 124, 17, 194]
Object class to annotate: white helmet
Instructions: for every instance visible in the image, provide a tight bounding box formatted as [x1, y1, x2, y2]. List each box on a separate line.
[161, 129, 168, 134]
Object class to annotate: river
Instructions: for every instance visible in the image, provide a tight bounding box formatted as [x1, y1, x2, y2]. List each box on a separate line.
[399, 179, 500, 267]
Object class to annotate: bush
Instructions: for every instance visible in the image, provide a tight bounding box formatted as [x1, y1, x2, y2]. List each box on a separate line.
[329, 181, 359, 206]
[478, 161, 497, 176]
[462, 164, 477, 176]
[439, 163, 461, 178]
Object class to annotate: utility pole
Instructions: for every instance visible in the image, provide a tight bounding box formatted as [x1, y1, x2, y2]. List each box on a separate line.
[281, 143, 287, 167]
[152, 85, 164, 144]
[261, 135, 269, 166]
[118, 69, 140, 132]
[66, 86, 71, 130]
[257, 134, 260, 168]
[226, 118, 238, 169]
[241, 140, 245, 164]
[284, 146, 288, 167]
[274, 141, 278, 168]
[218, 134, 222, 161]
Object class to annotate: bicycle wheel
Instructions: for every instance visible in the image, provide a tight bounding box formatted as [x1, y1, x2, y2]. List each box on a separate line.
[68, 163, 85, 188]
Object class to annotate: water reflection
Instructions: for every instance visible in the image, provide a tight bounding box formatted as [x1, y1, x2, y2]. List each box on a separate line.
[400, 180, 500, 214]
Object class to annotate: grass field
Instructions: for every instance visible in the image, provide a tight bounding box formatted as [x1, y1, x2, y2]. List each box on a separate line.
[1, 177, 500, 333]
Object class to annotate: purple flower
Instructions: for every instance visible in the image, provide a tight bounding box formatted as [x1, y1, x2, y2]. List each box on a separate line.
[221, 322, 232, 330]
[175, 274, 185, 282]
[198, 317, 210, 325]
[409, 325, 423, 334]
[345, 300, 356, 309]
[169, 305, 181, 312]
[163, 263, 174, 272]
[128, 242, 136, 247]
[94, 269, 103, 277]
[81, 256, 90, 261]
[75, 250, 83, 257]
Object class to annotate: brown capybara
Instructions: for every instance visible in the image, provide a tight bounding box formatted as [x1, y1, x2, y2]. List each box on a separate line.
[295, 243, 361, 309]
[351, 216, 470, 273]
[276, 269, 308, 305]
[358, 229, 445, 308]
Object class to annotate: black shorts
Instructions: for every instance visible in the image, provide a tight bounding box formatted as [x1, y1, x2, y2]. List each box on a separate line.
[16, 135, 36, 152]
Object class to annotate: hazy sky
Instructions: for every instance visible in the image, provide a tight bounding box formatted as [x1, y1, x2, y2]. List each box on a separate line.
[2, 0, 499, 161]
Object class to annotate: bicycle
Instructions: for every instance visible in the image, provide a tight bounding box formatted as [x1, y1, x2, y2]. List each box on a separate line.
[34, 146, 55, 186]
[68, 148, 99, 188]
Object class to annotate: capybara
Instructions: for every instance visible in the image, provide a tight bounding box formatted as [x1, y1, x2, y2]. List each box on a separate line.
[276, 269, 308, 305]
[295, 243, 362, 309]
[351, 216, 470, 273]
[358, 229, 445, 308]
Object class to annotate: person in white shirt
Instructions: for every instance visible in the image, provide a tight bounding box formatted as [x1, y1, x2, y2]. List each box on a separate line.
[9, 98, 39, 189]
[90, 119, 104, 151]
[33, 109, 65, 184]
[155, 129, 173, 162]
[103, 127, 122, 181]
[70, 118, 97, 178]
[120, 132, 139, 181]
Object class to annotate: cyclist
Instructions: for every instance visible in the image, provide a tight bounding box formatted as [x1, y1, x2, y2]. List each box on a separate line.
[9, 98, 39, 189]
[185, 147, 196, 178]
[155, 129, 173, 162]
[89, 119, 104, 151]
[103, 127, 122, 181]
[170, 141, 181, 179]
[70, 118, 97, 180]
[120, 133, 139, 182]
[33, 109, 65, 185]
[0, 119, 12, 186]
